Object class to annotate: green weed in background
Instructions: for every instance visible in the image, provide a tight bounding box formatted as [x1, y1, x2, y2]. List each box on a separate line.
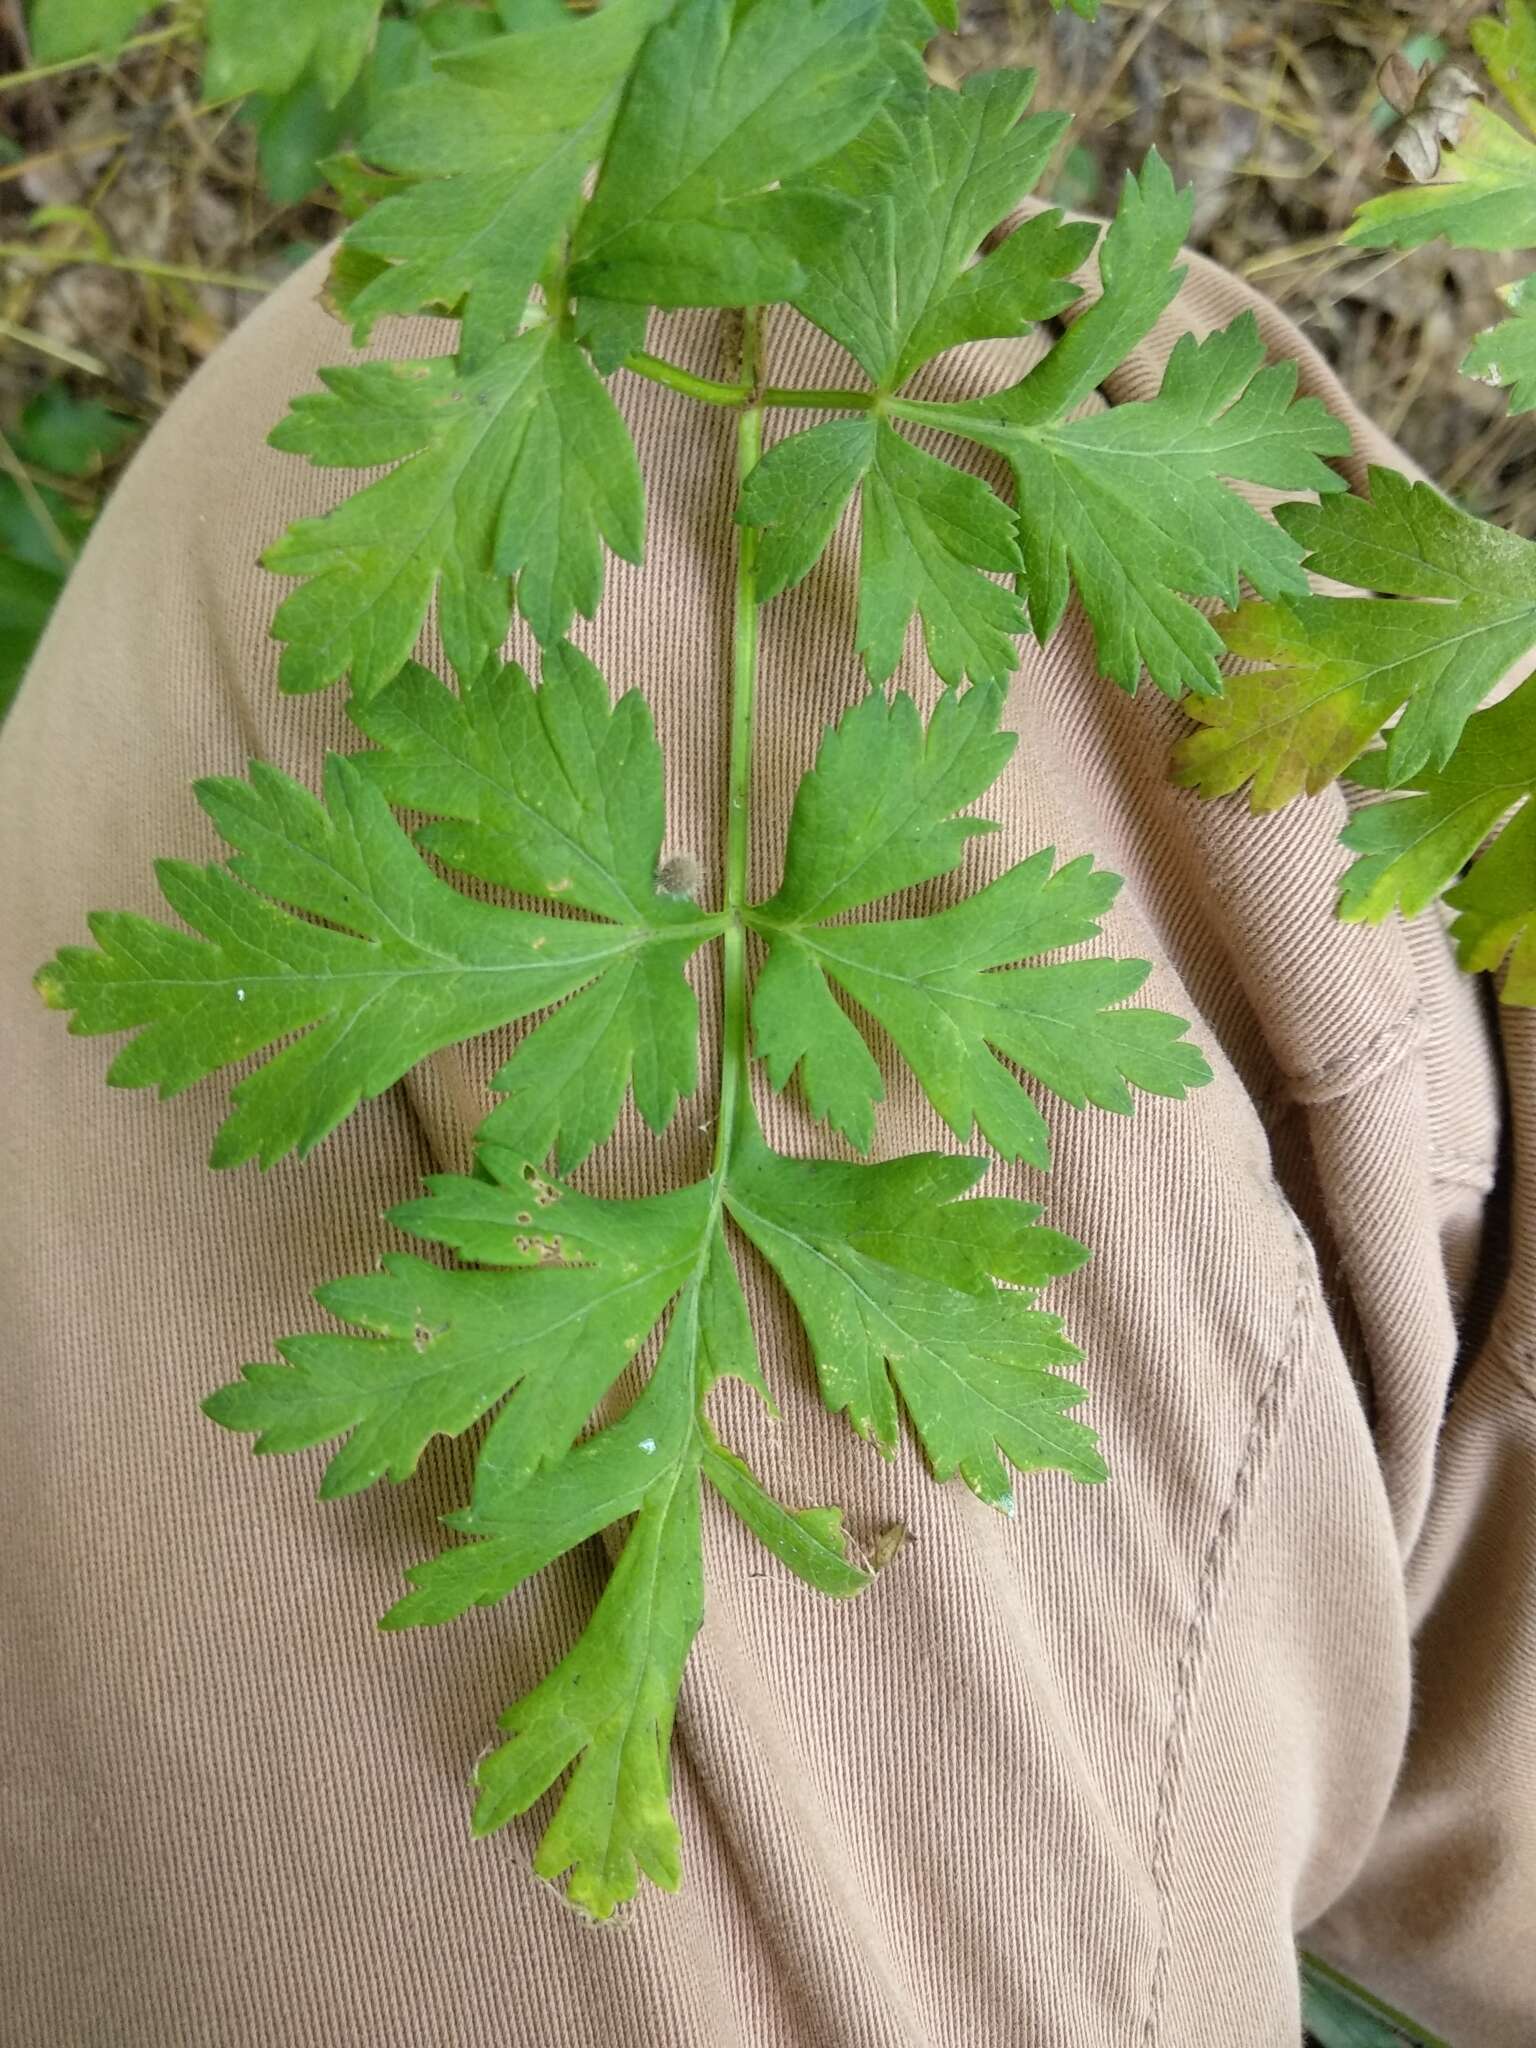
[0, 382, 135, 711]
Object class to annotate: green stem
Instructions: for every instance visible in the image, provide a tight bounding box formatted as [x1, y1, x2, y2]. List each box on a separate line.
[712, 307, 765, 1181]
[624, 349, 875, 415]
[0, 313, 107, 377]
[0, 242, 271, 294]
[0, 22, 186, 95]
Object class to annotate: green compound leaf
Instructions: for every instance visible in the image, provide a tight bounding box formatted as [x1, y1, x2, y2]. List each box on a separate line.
[747, 138, 1345, 695]
[749, 683, 1211, 1162]
[1347, 99, 1536, 254]
[207, 1163, 726, 1919]
[1338, 671, 1536, 1003]
[568, 0, 891, 309]
[38, 22, 1232, 1925]
[725, 1135, 1102, 1509]
[1172, 467, 1536, 805]
[33, 654, 716, 1170]
[204, 1114, 1097, 1908]
[737, 127, 1197, 694]
[207, 1163, 713, 1500]
[903, 304, 1350, 697]
[172, 665, 1177, 1919]
[264, 327, 643, 694]
[213, 1125, 1096, 1909]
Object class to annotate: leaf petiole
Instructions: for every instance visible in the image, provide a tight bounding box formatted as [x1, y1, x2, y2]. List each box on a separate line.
[622, 349, 877, 414]
[764, 383, 878, 412]
[623, 353, 750, 406]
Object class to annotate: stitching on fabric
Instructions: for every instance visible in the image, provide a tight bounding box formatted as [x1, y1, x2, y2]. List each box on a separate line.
[1139, 1210, 1316, 2047]
[1284, 1007, 1426, 1106]
[1430, 1146, 1499, 1174]
[1430, 1157, 1498, 1195]
[1490, 1338, 1536, 1403]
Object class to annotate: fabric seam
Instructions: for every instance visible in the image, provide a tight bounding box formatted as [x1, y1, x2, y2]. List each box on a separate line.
[1489, 1338, 1536, 1403]
[1139, 1208, 1316, 2046]
[1283, 1007, 1425, 1107]
[1429, 1156, 1498, 1195]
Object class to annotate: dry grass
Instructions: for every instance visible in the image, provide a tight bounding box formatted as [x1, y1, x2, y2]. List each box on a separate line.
[0, 4, 340, 521]
[2, 0, 1534, 542]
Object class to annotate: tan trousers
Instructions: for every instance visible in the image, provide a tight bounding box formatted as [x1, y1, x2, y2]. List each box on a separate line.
[2, 236, 1532, 2047]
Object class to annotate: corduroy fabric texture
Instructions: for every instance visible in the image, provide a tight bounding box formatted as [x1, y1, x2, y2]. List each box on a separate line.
[1, 231, 1531, 2048]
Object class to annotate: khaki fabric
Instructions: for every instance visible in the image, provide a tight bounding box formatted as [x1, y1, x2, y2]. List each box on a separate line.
[1, 232, 1531, 2048]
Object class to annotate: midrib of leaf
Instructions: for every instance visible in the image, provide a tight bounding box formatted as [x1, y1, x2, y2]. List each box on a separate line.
[1311, 606, 1535, 699]
[780, 782, 981, 925]
[1207, 667, 1365, 746]
[892, 391, 1316, 480]
[1035, 424, 1289, 468]
[106, 921, 718, 992]
[883, 117, 989, 387]
[1347, 778, 1530, 880]
[551, 1445, 691, 1874]
[759, 915, 1006, 983]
